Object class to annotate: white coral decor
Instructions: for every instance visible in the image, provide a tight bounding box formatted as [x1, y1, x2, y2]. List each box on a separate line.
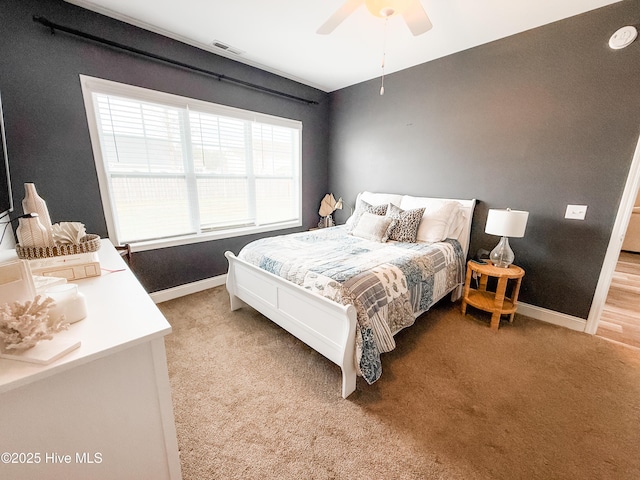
[0, 295, 69, 351]
[52, 222, 87, 245]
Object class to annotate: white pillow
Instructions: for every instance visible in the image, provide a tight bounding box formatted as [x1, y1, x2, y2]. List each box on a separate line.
[400, 196, 462, 243]
[446, 208, 467, 240]
[351, 212, 395, 242]
[346, 191, 403, 226]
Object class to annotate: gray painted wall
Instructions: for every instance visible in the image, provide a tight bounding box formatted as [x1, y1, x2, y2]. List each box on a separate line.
[0, 0, 329, 292]
[328, 0, 640, 318]
[1, 0, 639, 319]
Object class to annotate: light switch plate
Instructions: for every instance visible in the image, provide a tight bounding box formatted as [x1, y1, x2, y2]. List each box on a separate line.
[565, 205, 588, 220]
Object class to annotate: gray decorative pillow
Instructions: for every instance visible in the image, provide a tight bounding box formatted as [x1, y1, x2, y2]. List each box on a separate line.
[349, 199, 388, 231]
[351, 212, 396, 242]
[386, 203, 425, 242]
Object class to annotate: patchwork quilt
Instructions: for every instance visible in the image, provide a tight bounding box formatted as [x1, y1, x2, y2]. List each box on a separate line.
[238, 226, 465, 384]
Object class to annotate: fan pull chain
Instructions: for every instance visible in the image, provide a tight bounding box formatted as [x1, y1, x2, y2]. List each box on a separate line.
[380, 56, 385, 95]
[380, 17, 388, 95]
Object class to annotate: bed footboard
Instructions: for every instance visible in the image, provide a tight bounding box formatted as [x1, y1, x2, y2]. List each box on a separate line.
[225, 251, 359, 398]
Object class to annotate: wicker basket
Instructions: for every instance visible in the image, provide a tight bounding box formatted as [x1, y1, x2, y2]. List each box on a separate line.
[16, 234, 101, 259]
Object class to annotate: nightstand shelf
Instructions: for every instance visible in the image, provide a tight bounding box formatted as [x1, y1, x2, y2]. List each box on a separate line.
[461, 261, 525, 330]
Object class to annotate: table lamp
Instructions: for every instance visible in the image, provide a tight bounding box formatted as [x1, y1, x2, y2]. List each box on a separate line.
[485, 208, 529, 268]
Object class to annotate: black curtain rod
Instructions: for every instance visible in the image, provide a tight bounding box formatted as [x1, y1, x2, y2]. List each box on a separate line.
[32, 15, 319, 106]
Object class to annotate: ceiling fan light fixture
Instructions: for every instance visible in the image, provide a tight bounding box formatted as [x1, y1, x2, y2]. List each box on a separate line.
[365, 0, 413, 18]
[318, 0, 431, 36]
[380, 7, 396, 18]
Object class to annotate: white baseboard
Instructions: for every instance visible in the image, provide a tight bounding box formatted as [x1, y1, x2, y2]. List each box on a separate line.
[150, 274, 227, 304]
[517, 302, 587, 332]
[149, 276, 588, 334]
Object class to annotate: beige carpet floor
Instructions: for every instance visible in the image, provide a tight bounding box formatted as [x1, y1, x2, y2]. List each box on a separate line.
[158, 286, 640, 480]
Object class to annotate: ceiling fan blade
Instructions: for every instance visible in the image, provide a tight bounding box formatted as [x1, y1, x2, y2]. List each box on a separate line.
[317, 0, 365, 35]
[402, 0, 433, 36]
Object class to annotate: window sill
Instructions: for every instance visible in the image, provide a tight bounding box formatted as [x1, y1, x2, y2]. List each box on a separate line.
[126, 220, 302, 253]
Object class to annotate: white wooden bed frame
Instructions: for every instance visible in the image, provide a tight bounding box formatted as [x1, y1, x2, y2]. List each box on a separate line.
[225, 197, 476, 398]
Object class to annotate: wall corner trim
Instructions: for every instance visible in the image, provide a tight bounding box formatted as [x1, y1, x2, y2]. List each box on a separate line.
[516, 302, 587, 332]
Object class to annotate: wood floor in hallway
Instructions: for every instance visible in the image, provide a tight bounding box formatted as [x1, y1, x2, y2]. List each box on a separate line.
[597, 251, 640, 349]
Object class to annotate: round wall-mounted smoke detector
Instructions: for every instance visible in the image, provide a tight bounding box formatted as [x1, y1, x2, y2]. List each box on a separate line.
[609, 25, 638, 50]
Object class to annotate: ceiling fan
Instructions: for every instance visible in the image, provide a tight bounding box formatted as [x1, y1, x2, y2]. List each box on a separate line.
[317, 0, 433, 36]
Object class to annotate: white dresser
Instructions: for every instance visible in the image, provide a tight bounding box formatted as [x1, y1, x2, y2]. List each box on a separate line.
[0, 240, 181, 480]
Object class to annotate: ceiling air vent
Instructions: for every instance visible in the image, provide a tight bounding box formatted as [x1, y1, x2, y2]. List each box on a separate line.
[211, 40, 244, 56]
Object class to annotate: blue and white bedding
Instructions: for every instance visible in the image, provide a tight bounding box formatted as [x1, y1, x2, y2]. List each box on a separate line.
[238, 225, 465, 384]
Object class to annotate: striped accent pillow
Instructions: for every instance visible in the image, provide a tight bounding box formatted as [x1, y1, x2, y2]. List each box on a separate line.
[348, 199, 388, 231]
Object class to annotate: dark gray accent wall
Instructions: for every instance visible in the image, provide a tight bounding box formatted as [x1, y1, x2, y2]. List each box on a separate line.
[328, 0, 640, 318]
[1, 0, 639, 319]
[0, 0, 329, 292]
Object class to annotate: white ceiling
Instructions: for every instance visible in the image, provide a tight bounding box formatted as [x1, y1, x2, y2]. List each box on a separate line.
[65, 0, 622, 92]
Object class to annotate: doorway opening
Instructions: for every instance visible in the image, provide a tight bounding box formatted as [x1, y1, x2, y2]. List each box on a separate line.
[586, 131, 640, 343]
[597, 249, 640, 349]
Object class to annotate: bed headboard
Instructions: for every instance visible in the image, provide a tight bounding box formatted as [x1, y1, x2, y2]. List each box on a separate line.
[352, 192, 477, 259]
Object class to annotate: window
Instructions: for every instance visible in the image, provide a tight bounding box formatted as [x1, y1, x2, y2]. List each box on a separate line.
[80, 76, 301, 251]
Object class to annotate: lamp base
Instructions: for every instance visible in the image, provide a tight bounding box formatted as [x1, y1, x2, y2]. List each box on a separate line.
[490, 236, 515, 268]
[318, 215, 334, 229]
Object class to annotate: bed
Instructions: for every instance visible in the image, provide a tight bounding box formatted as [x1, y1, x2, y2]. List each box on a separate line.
[225, 192, 476, 398]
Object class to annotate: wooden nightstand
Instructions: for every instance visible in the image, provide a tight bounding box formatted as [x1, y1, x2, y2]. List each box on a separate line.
[461, 261, 525, 330]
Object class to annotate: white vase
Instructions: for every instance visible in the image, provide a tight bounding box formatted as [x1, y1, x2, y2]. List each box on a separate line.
[22, 183, 53, 245]
[16, 215, 49, 247]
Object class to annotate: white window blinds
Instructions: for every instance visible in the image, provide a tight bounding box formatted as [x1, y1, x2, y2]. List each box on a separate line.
[81, 76, 301, 250]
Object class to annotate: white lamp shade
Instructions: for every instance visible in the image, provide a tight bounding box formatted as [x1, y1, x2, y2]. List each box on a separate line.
[485, 209, 529, 238]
